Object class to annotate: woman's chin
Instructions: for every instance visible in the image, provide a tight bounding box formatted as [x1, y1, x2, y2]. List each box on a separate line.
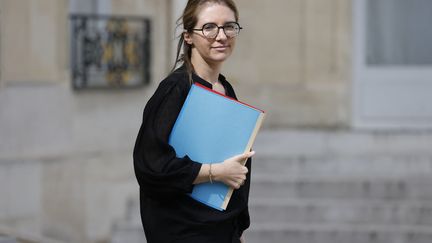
[209, 53, 232, 63]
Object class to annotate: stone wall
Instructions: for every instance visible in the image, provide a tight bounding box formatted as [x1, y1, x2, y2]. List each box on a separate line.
[224, 0, 352, 128]
[1, 0, 354, 242]
[0, 0, 169, 242]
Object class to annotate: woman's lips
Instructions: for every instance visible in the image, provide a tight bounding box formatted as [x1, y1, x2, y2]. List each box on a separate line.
[213, 46, 229, 51]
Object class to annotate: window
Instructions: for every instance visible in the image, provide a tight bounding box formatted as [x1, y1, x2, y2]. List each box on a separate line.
[69, 0, 151, 89]
[366, 0, 432, 65]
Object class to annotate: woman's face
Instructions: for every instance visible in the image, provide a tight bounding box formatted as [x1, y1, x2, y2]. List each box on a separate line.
[185, 3, 237, 66]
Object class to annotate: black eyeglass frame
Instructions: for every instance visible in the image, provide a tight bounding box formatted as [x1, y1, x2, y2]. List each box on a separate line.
[191, 22, 243, 39]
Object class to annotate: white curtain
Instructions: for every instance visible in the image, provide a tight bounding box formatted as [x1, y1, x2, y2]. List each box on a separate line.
[366, 0, 432, 65]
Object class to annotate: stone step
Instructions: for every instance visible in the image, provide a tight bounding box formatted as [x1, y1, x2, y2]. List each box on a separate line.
[252, 155, 432, 177]
[0, 228, 63, 243]
[110, 221, 146, 243]
[250, 174, 432, 200]
[244, 223, 432, 243]
[110, 197, 146, 243]
[0, 236, 17, 243]
[249, 198, 432, 226]
[253, 130, 432, 158]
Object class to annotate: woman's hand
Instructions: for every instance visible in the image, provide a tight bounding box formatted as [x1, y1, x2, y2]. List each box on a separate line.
[212, 151, 254, 189]
[240, 235, 246, 243]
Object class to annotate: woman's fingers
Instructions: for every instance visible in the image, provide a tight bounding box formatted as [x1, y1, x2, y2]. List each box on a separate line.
[231, 151, 255, 162]
[226, 177, 246, 189]
[241, 166, 249, 174]
[216, 151, 255, 187]
[234, 174, 247, 181]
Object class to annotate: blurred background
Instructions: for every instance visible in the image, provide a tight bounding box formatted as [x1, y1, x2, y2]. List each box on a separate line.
[1, 0, 432, 242]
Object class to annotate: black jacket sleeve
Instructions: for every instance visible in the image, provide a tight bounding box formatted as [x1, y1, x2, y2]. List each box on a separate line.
[133, 79, 202, 200]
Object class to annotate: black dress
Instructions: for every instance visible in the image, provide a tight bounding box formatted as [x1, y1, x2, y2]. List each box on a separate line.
[133, 66, 251, 243]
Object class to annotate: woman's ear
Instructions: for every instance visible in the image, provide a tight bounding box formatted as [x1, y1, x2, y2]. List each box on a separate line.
[183, 31, 193, 45]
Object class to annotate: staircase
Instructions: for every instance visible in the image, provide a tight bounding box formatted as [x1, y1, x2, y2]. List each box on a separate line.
[110, 198, 146, 243]
[111, 129, 432, 243]
[244, 130, 432, 243]
[0, 236, 17, 243]
[0, 230, 63, 243]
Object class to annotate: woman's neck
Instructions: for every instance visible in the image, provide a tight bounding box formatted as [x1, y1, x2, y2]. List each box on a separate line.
[191, 58, 222, 85]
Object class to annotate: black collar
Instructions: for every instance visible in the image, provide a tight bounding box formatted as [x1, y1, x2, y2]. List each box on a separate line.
[192, 72, 227, 89]
[176, 65, 227, 89]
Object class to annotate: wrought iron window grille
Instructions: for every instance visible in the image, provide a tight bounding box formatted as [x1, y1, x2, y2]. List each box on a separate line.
[70, 14, 151, 89]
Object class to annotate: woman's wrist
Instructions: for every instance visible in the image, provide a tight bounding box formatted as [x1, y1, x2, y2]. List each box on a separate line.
[210, 163, 224, 182]
[208, 163, 214, 183]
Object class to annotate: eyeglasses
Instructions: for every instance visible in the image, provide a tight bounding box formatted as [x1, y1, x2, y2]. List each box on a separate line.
[192, 22, 242, 39]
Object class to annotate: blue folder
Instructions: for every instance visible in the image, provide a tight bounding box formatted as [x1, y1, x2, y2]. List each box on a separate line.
[168, 83, 265, 211]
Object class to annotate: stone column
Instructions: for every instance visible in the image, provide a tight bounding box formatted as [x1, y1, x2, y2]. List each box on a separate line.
[0, 0, 68, 84]
[0, 0, 72, 158]
[0, 0, 73, 240]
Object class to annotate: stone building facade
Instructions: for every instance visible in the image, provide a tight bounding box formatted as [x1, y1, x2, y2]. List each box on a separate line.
[1, 0, 431, 242]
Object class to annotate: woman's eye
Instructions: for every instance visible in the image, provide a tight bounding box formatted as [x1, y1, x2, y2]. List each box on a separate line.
[203, 24, 216, 31]
[224, 23, 237, 30]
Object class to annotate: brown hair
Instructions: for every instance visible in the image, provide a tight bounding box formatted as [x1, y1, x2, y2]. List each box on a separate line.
[172, 0, 239, 81]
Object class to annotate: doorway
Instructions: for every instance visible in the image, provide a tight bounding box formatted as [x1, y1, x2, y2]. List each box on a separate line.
[353, 0, 432, 129]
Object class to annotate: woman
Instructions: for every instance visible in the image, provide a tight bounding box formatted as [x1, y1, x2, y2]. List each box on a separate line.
[133, 0, 253, 242]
